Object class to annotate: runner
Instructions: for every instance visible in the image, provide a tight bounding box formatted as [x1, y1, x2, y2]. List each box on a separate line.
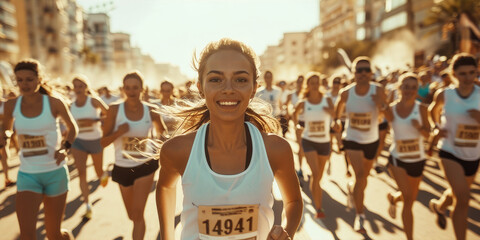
[429, 53, 480, 240]
[0, 88, 14, 188]
[156, 38, 303, 240]
[100, 86, 121, 106]
[384, 73, 430, 240]
[153, 80, 181, 138]
[293, 72, 334, 219]
[0, 59, 77, 239]
[333, 56, 386, 234]
[255, 71, 284, 136]
[101, 71, 166, 240]
[285, 75, 306, 178]
[69, 75, 109, 220]
[326, 76, 351, 177]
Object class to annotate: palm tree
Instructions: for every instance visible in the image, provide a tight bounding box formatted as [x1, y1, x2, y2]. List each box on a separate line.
[423, 0, 480, 55]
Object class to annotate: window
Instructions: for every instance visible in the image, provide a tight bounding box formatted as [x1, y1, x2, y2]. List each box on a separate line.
[385, 0, 407, 12]
[356, 27, 365, 40]
[356, 12, 365, 25]
[381, 11, 407, 32]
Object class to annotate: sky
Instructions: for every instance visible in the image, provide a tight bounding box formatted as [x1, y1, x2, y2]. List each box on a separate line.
[77, 0, 319, 79]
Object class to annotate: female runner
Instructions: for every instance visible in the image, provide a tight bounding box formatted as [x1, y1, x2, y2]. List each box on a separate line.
[156, 38, 303, 240]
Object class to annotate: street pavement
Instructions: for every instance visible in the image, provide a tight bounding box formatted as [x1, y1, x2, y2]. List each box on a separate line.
[1, 129, 480, 240]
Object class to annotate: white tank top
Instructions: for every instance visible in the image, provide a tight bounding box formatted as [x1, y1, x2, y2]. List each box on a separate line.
[291, 92, 304, 121]
[13, 95, 62, 173]
[70, 96, 102, 140]
[390, 102, 425, 162]
[180, 122, 274, 240]
[344, 83, 380, 143]
[439, 87, 480, 160]
[302, 98, 331, 143]
[113, 102, 154, 167]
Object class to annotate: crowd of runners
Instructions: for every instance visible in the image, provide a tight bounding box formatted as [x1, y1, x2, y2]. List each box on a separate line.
[0, 38, 479, 240]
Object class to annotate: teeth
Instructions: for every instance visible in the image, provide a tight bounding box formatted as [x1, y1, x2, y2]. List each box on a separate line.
[218, 101, 238, 106]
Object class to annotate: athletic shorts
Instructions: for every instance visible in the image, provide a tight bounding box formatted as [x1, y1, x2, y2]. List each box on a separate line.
[343, 140, 380, 160]
[17, 165, 70, 197]
[302, 139, 331, 156]
[439, 150, 480, 177]
[388, 155, 426, 177]
[72, 138, 103, 154]
[378, 121, 389, 131]
[112, 160, 159, 187]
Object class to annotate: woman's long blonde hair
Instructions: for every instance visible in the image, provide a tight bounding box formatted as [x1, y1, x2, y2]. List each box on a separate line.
[174, 38, 279, 133]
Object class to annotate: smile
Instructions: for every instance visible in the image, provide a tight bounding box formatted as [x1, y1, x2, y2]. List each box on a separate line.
[217, 101, 240, 106]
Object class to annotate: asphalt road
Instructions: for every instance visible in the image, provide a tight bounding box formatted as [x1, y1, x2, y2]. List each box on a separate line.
[1, 129, 479, 240]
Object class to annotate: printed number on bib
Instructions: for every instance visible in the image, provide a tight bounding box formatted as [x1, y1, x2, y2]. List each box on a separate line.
[77, 119, 94, 133]
[122, 137, 147, 159]
[396, 139, 421, 159]
[198, 204, 258, 240]
[20, 135, 48, 157]
[454, 124, 480, 148]
[349, 113, 371, 131]
[308, 121, 325, 138]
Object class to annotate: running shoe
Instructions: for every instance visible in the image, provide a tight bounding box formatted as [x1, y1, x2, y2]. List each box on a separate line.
[354, 214, 367, 234]
[429, 199, 446, 229]
[315, 209, 326, 219]
[100, 172, 109, 187]
[83, 209, 92, 220]
[61, 229, 74, 240]
[387, 192, 396, 219]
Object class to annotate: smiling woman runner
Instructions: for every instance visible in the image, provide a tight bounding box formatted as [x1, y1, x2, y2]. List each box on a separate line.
[69, 75, 109, 220]
[384, 73, 430, 240]
[0, 59, 78, 240]
[101, 71, 166, 240]
[429, 53, 480, 240]
[156, 38, 303, 240]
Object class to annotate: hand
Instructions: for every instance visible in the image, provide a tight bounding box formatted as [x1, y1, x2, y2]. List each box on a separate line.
[117, 123, 130, 135]
[332, 120, 342, 133]
[267, 225, 291, 240]
[54, 149, 68, 165]
[467, 109, 480, 123]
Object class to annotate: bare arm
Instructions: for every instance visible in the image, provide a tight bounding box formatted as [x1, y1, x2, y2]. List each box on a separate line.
[92, 97, 109, 115]
[0, 99, 16, 147]
[415, 104, 431, 138]
[51, 96, 78, 144]
[292, 101, 304, 127]
[100, 104, 129, 147]
[150, 109, 167, 138]
[265, 134, 303, 238]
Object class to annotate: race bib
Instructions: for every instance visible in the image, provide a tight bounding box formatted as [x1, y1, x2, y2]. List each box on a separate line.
[198, 204, 259, 240]
[77, 119, 94, 133]
[122, 137, 147, 159]
[308, 121, 325, 138]
[396, 139, 421, 159]
[20, 135, 48, 157]
[349, 113, 371, 131]
[454, 124, 480, 148]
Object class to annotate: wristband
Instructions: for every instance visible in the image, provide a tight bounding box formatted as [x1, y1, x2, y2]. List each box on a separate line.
[63, 141, 72, 150]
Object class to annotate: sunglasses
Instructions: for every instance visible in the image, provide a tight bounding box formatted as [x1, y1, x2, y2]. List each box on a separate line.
[355, 67, 372, 73]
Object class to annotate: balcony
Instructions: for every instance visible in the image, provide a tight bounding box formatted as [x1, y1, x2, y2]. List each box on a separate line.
[0, 28, 18, 41]
[0, 1, 15, 13]
[0, 12, 17, 27]
[0, 41, 19, 53]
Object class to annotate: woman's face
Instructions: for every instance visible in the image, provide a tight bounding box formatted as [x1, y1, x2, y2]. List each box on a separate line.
[400, 77, 418, 101]
[15, 69, 40, 95]
[73, 79, 88, 96]
[123, 78, 143, 100]
[161, 83, 174, 98]
[200, 49, 256, 122]
[454, 65, 477, 88]
[307, 76, 320, 91]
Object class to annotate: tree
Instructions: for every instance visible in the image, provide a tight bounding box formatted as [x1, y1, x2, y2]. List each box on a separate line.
[424, 0, 480, 56]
